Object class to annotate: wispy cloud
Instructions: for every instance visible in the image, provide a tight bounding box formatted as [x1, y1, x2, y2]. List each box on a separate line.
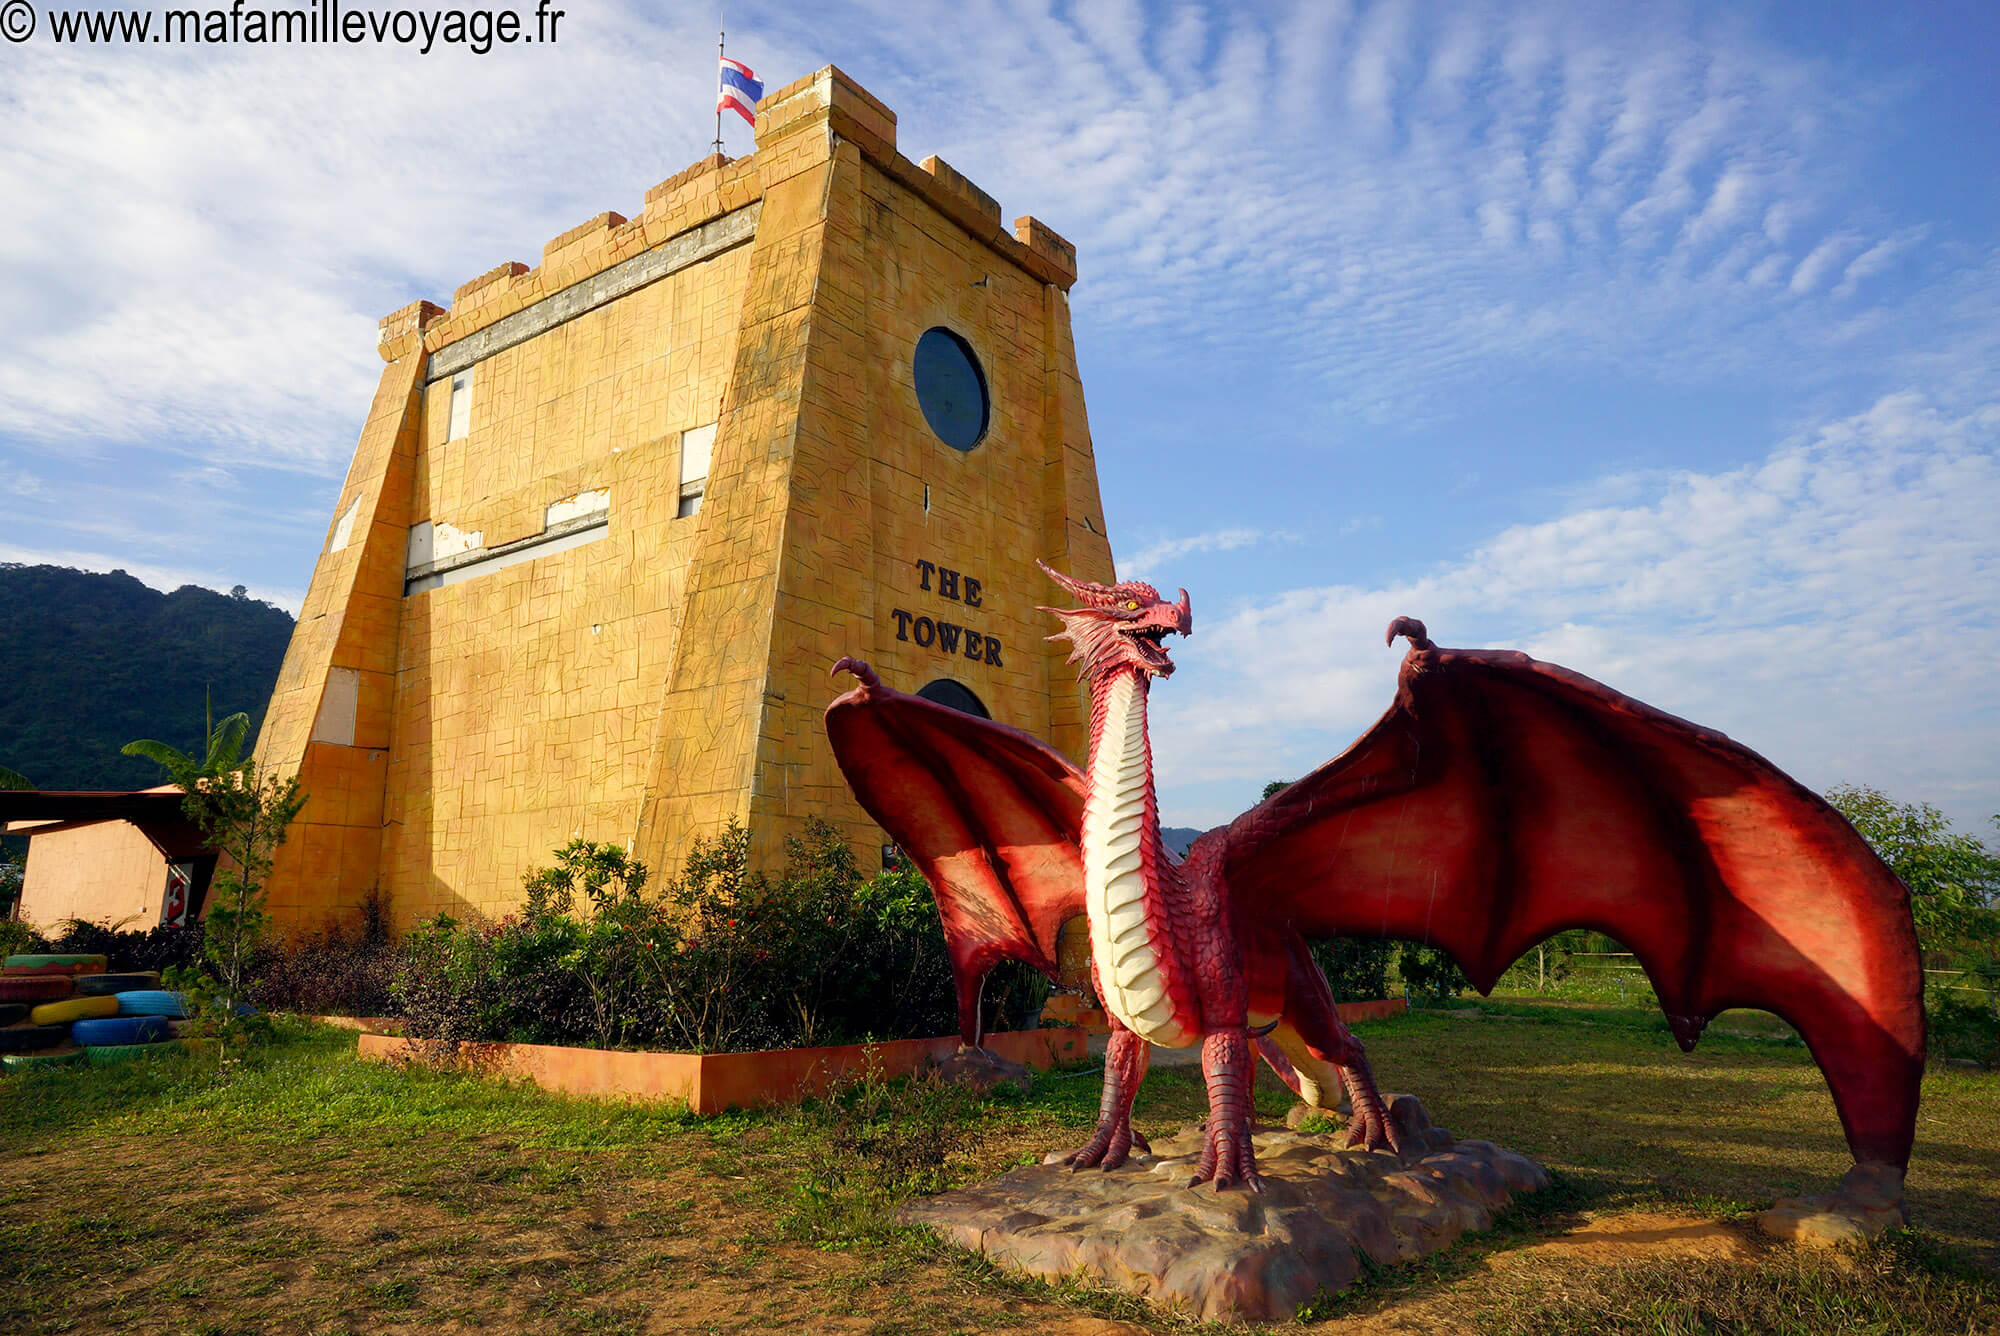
[1, 1, 1976, 465]
[1120, 527, 1299, 580]
[1152, 392, 2000, 834]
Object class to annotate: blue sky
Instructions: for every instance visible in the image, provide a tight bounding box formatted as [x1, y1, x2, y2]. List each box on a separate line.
[3, 0, 1996, 837]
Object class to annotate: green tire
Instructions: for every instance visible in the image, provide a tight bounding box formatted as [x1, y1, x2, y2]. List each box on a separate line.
[2, 1048, 86, 1072]
[83, 1040, 184, 1067]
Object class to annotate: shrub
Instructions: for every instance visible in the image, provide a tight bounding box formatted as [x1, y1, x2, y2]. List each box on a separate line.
[1396, 942, 1472, 1003]
[250, 892, 399, 1017]
[1310, 937, 1392, 1002]
[39, 917, 207, 974]
[1929, 988, 2000, 1069]
[0, 916, 38, 960]
[390, 819, 1039, 1053]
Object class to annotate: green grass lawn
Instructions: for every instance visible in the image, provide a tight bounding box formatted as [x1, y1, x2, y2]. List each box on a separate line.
[1, 1006, 1995, 1335]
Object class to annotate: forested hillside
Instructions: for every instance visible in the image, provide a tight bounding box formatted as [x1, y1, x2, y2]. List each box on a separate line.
[0, 565, 293, 792]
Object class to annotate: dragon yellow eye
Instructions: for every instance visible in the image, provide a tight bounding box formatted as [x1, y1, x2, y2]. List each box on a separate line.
[1125, 600, 1139, 610]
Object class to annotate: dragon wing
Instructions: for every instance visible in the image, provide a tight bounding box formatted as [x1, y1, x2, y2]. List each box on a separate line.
[1204, 622, 1926, 1169]
[823, 659, 1086, 1044]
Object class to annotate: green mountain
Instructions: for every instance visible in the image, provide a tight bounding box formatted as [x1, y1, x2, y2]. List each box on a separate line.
[0, 565, 294, 793]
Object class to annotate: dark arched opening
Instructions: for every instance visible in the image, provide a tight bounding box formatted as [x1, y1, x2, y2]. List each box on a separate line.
[916, 677, 990, 719]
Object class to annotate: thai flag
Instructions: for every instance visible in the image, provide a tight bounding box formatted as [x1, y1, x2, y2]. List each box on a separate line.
[718, 57, 763, 126]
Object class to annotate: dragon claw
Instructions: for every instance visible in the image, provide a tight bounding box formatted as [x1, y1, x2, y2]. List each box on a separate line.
[1065, 1118, 1136, 1171]
[1337, 1060, 1405, 1156]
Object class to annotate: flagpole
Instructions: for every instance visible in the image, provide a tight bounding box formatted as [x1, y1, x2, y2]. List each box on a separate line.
[714, 24, 725, 156]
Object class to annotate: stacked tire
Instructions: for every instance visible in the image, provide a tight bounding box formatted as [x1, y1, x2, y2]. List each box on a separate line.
[0, 955, 187, 1071]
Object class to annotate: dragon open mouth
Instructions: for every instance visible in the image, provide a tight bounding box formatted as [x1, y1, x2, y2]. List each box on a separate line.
[1121, 625, 1178, 672]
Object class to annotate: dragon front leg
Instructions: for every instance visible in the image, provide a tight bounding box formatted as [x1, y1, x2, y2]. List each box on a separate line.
[1190, 1027, 1263, 1192]
[1066, 1023, 1152, 1171]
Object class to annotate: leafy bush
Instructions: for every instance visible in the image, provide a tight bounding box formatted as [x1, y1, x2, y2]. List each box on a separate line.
[1310, 937, 1392, 1001]
[39, 917, 207, 974]
[1928, 990, 2000, 1069]
[0, 915, 37, 960]
[1396, 942, 1472, 1003]
[392, 819, 1040, 1053]
[250, 893, 399, 1017]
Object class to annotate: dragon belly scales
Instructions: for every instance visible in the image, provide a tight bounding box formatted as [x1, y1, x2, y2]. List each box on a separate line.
[1082, 671, 1198, 1049]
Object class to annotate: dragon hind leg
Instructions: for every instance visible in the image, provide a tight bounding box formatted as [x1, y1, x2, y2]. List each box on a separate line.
[1260, 1021, 1351, 1116]
[1278, 937, 1402, 1155]
[1066, 1025, 1152, 1170]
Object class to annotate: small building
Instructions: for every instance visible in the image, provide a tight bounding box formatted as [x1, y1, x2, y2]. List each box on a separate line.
[250, 67, 1119, 932]
[2, 787, 215, 931]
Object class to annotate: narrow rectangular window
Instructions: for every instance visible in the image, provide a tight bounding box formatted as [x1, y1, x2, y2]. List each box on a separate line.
[679, 423, 715, 518]
[448, 370, 474, 441]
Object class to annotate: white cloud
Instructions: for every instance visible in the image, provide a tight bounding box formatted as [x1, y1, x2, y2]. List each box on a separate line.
[7, 0, 1964, 469]
[0, 462, 45, 496]
[1834, 226, 1930, 299]
[1153, 392, 2000, 836]
[1789, 232, 1860, 294]
[1120, 527, 1300, 580]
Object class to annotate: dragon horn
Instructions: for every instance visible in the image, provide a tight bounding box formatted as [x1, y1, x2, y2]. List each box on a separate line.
[1036, 558, 1121, 608]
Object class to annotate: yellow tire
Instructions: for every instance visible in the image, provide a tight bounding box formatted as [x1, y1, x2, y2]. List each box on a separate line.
[29, 995, 121, 1026]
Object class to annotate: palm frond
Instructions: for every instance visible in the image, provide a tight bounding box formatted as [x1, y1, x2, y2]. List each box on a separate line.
[0, 764, 34, 791]
[122, 738, 196, 776]
[203, 713, 251, 773]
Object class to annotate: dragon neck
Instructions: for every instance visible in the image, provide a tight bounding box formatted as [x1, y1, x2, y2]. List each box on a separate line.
[1081, 666, 1195, 1046]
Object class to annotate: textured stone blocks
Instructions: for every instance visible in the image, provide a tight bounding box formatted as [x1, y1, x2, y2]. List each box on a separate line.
[258, 66, 1116, 932]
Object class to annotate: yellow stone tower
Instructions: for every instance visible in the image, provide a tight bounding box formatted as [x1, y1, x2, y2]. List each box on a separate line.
[254, 67, 1118, 929]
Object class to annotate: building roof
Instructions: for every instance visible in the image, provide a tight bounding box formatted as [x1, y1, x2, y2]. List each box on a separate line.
[1, 786, 188, 833]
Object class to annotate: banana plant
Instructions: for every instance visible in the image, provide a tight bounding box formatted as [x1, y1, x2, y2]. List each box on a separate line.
[122, 696, 251, 785]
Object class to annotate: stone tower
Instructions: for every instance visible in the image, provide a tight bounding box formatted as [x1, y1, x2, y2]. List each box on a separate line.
[253, 67, 1117, 929]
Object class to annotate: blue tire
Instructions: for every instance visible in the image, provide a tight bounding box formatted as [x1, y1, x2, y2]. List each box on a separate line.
[114, 990, 189, 1018]
[71, 1016, 173, 1047]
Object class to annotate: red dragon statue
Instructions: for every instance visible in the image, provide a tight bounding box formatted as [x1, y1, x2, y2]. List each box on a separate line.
[825, 563, 1924, 1194]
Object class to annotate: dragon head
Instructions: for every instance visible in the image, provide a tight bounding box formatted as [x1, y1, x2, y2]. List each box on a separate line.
[1037, 560, 1193, 680]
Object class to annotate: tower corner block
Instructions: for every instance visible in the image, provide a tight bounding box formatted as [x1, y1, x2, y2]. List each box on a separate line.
[377, 300, 445, 363]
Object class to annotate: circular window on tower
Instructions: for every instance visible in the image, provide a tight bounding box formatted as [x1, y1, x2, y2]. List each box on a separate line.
[913, 327, 990, 451]
[917, 678, 990, 719]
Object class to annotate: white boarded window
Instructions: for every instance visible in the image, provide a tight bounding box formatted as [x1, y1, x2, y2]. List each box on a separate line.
[678, 423, 715, 518]
[328, 495, 362, 553]
[448, 370, 474, 441]
[310, 667, 360, 746]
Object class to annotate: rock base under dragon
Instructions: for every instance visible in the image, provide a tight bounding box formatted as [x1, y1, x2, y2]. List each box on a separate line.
[900, 1095, 1550, 1324]
[1755, 1160, 1908, 1248]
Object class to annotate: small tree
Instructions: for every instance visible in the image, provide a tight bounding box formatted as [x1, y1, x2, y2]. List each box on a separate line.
[124, 705, 305, 1012]
[1828, 785, 2000, 968]
[1830, 785, 2000, 1067]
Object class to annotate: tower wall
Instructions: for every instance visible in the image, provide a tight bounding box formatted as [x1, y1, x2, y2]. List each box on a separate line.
[256, 67, 1115, 929]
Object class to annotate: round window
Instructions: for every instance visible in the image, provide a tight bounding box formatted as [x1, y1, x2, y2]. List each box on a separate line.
[916, 678, 990, 719]
[913, 327, 989, 451]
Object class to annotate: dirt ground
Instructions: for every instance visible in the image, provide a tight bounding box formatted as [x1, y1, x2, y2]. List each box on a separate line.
[0, 1129, 1819, 1336]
